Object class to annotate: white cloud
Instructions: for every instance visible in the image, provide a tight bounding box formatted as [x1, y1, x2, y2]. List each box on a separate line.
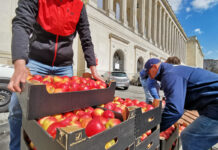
[167, 0, 183, 13]
[186, 7, 191, 12]
[185, 14, 192, 20]
[194, 28, 203, 34]
[191, 0, 218, 10]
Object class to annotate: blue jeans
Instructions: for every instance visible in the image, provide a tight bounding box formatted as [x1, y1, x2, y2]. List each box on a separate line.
[8, 59, 73, 150]
[140, 77, 153, 103]
[181, 115, 218, 150]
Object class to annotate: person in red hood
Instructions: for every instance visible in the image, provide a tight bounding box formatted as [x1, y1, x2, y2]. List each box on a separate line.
[7, 0, 103, 150]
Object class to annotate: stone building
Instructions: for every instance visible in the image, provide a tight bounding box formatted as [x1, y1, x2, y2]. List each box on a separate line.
[186, 36, 204, 68]
[204, 59, 218, 73]
[0, 0, 199, 79]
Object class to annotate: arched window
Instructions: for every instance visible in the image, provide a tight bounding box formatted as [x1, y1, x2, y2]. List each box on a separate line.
[113, 50, 124, 71]
[137, 57, 144, 72]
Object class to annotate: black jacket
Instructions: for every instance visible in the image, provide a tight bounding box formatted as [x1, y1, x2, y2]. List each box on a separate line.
[12, 0, 96, 67]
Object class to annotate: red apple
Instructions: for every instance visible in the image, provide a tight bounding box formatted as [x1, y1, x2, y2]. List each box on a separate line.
[84, 107, 94, 115]
[105, 118, 121, 129]
[102, 110, 115, 119]
[79, 114, 92, 123]
[42, 117, 57, 130]
[80, 118, 92, 128]
[91, 108, 104, 118]
[93, 116, 108, 126]
[42, 75, 53, 83]
[47, 122, 65, 138]
[140, 133, 148, 141]
[104, 102, 116, 110]
[146, 104, 154, 111]
[53, 114, 63, 121]
[46, 83, 55, 94]
[71, 82, 79, 91]
[85, 119, 106, 137]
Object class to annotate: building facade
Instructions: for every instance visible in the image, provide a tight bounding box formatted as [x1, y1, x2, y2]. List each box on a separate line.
[0, 0, 195, 79]
[186, 36, 204, 68]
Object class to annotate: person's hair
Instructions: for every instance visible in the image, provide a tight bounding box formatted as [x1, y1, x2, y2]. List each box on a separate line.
[165, 56, 181, 65]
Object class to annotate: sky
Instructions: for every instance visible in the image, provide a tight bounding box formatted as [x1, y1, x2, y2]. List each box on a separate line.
[167, 0, 218, 60]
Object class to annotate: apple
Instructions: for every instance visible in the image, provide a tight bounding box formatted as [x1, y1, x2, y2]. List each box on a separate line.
[84, 107, 94, 115]
[42, 117, 57, 130]
[91, 108, 104, 118]
[104, 102, 116, 110]
[80, 78, 87, 84]
[105, 118, 121, 129]
[46, 83, 55, 94]
[54, 88, 64, 93]
[64, 113, 79, 122]
[146, 104, 154, 111]
[62, 76, 71, 83]
[146, 130, 152, 136]
[79, 114, 92, 123]
[113, 96, 120, 101]
[74, 110, 86, 117]
[85, 119, 106, 137]
[71, 82, 79, 91]
[132, 99, 140, 105]
[80, 117, 92, 128]
[47, 122, 65, 138]
[105, 139, 116, 149]
[38, 116, 50, 125]
[140, 133, 148, 141]
[53, 114, 63, 121]
[99, 82, 107, 89]
[53, 76, 63, 83]
[113, 107, 122, 114]
[103, 110, 115, 119]
[58, 83, 70, 92]
[138, 101, 147, 108]
[93, 116, 108, 126]
[69, 120, 82, 128]
[87, 80, 98, 89]
[42, 75, 53, 83]
[79, 83, 90, 91]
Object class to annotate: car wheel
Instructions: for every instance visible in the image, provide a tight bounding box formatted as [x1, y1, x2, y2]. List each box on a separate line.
[0, 83, 12, 112]
[123, 87, 129, 90]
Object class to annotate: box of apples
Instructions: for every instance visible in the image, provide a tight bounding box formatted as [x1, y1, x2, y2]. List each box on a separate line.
[21, 105, 136, 150]
[99, 97, 162, 150]
[17, 75, 116, 120]
[159, 124, 179, 150]
[134, 126, 160, 150]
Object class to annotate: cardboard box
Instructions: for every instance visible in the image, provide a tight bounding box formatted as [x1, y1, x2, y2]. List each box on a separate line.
[135, 102, 162, 138]
[17, 82, 116, 120]
[22, 108, 136, 150]
[135, 126, 160, 150]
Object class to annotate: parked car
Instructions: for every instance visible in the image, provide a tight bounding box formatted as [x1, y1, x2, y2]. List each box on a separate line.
[0, 64, 13, 112]
[103, 71, 129, 90]
[130, 72, 141, 86]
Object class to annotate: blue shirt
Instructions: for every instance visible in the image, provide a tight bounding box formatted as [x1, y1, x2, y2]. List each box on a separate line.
[147, 78, 160, 99]
[156, 63, 218, 131]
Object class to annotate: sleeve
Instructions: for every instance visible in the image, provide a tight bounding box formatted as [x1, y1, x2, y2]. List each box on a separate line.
[160, 74, 186, 132]
[147, 78, 160, 99]
[12, 0, 38, 64]
[77, 5, 96, 68]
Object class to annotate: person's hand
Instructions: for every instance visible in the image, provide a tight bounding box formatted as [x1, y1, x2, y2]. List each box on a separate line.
[89, 66, 104, 82]
[8, 59, 28, 92]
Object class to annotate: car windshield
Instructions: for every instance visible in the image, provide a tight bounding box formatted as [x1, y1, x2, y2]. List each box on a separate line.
[111, 72, 127, 77]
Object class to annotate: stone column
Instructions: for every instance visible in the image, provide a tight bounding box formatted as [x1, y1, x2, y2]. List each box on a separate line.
[130, 0, 137, 33]
[139, 0, 146, 37]
[165, 15, 169, 53]
[88, 0, 98, 8]
[147, 0, 152, 43]
[169, 20, 172, 54]
[172, 25, 175, 55]
[106, 0, 115, 19]
[162, 10, 166, 51]
[153, 0, 158, 46]
[121, 0, 128, 27]
[158, 5, 162, 49]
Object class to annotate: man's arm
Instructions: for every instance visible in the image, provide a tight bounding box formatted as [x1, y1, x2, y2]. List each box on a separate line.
[77, 5, 104, 82]
[147, 78, 160, 99]
[8, 0, 38, 92]
[160, 74, 186, 131]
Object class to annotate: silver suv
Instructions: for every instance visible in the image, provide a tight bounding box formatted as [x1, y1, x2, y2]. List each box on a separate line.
[103, 71, 129, 90]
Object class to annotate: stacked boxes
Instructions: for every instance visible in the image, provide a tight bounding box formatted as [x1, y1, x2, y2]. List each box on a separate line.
[18, 81, 163, 150]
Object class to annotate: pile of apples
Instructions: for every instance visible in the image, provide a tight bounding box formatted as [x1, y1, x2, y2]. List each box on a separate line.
[37, 106, 122, 139]
[140, 130, 152, 141]
[159, 125, 176, 140]
[27, 75, 107, 93]
[100, 96, 155, 114]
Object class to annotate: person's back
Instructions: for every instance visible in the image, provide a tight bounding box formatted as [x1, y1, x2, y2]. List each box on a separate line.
[157, 63, 218, 120]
